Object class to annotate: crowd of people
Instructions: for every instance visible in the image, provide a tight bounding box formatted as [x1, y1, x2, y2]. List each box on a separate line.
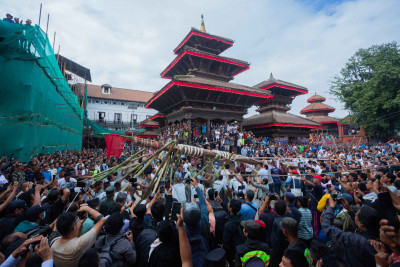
[0, 132, 399, 266]
[2, 13, 32, 26]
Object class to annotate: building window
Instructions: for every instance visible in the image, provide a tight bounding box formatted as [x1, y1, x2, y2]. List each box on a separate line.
[114, 113, 122, 124]
[121, 102, 125, 105]
[98, 112, 105, 122]
[88, 100, 91, 103]
[105, 101, 108, 104]
[113, 102, 116, 105]
[96, 100, 99, 103]
[102, 85, 111, 94]
[131, 114, 137, 124]
[100, 101, 104, 104]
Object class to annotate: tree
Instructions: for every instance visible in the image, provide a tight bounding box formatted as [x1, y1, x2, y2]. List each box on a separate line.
[330, 42, 400, 138]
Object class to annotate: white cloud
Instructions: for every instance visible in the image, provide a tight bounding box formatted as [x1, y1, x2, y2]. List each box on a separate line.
[2, 0, 400, 119]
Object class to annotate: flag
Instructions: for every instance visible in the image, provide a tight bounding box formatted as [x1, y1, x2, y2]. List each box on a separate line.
[105, 134, 125, 158]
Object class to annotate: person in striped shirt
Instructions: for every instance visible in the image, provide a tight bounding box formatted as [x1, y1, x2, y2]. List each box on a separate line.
[297, 196, 313, 247]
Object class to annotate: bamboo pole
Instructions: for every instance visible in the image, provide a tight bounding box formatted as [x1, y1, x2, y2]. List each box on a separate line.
[124, 136, 261, 165]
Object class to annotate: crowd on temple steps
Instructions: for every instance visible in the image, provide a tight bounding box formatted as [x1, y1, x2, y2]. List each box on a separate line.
[0, 125, 400, 267]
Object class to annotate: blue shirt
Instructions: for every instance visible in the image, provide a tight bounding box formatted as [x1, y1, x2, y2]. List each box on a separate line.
[42, 171, 52, 182]
[239, 201, 257, 220]
[3, 18, 14, 23]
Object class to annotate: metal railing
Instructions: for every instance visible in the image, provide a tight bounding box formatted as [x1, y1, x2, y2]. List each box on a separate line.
[94, 119, 139, 127]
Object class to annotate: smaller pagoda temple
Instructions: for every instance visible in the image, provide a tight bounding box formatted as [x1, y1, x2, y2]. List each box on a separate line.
[137, 119, 160, 139]
[243, 74, 322, 142]
[300, 94, 339, 135]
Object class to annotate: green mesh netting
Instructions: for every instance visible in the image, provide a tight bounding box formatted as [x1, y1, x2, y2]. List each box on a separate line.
[0, 21, 83, 162]
[84, 118, 145, 138]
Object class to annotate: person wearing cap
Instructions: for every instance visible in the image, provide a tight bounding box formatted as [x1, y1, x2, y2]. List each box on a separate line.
[14, 203, 49, 237]
[99, 186, 116, 216]
[235, 220, 270, 267]
[300, 174, 324, 239]
[0, 198, 27, 241]
[3, 13, 14, 23]
[284, 169, 303, 197]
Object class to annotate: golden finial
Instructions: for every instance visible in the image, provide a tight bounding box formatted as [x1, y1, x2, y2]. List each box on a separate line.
[200, 14, 207, 33]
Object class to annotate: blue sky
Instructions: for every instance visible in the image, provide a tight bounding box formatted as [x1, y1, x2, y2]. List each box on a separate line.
[2, 0, 400, 118]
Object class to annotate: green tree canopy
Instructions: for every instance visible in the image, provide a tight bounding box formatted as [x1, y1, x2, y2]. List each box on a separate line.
[330, 42, 400, 138]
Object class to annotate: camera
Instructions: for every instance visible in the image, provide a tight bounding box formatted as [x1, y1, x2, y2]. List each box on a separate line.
[331, 193, 338, 201]
[268, 193, 277, 201]
[77, 211, 86, 220]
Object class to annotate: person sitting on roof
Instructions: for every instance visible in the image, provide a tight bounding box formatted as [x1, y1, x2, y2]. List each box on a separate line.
[3, 13, 14, 23]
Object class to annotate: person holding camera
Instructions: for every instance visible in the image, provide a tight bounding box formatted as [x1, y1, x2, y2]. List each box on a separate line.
[95, 212, 137, 266]
[51, 204, 106, 266]
[248, 173, 269, 205]
[321, 196, 379, 267]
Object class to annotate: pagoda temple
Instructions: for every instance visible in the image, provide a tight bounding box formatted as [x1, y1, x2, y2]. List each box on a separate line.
[145, 16, 271, 140]
[243, 74, 322, 142]
[300, 94, 339, 135]
[137, 119, 160, 139]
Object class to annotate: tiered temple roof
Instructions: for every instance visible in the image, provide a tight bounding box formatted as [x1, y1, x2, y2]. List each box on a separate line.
[146, 17, 271, 129]
[301, 94, 339, 124]
[138, 119, 160, 138]
[243, 74, 321, 137]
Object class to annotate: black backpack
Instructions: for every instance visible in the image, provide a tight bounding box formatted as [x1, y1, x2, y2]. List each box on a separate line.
[98, 236, 125, 267]
[214, 210, 228, 245]
[233, 223, 246, 248]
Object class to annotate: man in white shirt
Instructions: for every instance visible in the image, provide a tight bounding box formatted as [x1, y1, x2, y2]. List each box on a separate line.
[58, 172, 77, 187]
[49, 163, 57, 178]
[213, 175, 228, 193]
[257, 163, 273, 185]
[220, 165, 231, 186]
[172, 177, 187, 204]
[215, 129, 221, 140]
[183, 160, 191, 173]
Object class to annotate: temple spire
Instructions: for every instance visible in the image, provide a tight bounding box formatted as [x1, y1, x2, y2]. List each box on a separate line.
[270, 72, 274, 79]
[200, 14, 207, 33]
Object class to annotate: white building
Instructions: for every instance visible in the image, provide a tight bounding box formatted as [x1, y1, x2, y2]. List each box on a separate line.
[78, 83, 156, 130]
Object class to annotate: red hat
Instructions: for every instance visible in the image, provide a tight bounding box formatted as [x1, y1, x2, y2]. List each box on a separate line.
[289, 170, 298, 174]
[313, 175, 322, 181]
[254, 220, 266, 229]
